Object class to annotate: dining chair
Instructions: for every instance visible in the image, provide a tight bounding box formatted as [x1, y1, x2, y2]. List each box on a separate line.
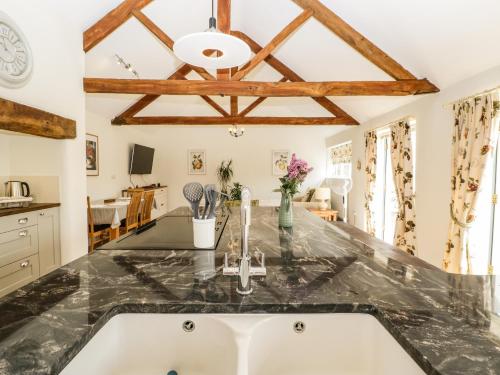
[87, 196, 111, 253]
[140, 190, 155, 226]
[120, 191, 142, 234]
[124, 188, 145, 197]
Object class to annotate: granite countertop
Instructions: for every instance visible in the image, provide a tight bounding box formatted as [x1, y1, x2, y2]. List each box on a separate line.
[0, 207, 499, 374]
[0, 203, 61, 217]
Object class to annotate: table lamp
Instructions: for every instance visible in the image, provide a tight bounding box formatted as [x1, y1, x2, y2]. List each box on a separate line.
[314, 188, 331, 211]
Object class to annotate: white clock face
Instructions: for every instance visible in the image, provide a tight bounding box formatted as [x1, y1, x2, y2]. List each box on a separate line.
[0, 12, 32, 87]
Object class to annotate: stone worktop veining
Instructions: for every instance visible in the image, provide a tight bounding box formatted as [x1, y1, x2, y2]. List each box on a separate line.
[0, 207, 499, 374]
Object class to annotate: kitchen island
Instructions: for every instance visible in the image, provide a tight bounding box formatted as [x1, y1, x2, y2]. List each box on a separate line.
[0, 207, 499, 374]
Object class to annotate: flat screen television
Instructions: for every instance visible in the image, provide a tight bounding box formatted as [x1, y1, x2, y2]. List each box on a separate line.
[129, 144, 155, 175]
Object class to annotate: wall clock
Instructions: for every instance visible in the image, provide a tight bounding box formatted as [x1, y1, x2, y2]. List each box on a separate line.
[0, 12, 33, 88]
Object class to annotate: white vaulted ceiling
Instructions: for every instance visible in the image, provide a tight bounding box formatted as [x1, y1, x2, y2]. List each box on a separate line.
[78, 0, 500, 125]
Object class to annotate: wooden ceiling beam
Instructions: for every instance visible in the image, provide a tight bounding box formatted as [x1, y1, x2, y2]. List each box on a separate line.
[0, 97, 76, 139]
[113, 64, 193, 121]
[114, 116, 358, 126]
[291, 0, 416, 80]
[132, 10, 215, 81]
[231, 31, 357, 122]
[231, 9, 313, 81]
[217, 0, 232, 80]
[230, 97, 238, 116]
[239, 77, 288, 117]
[85, 78, 439, 97]
[83, 0, 153, 52]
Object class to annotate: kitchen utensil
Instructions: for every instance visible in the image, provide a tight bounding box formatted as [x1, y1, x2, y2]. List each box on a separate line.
[202, 184, 210, 219]
[4, 181, 30, 198]
[202, 184, 215, 219]
[207, 186, 219, 219]
[183, 183, 204, 219]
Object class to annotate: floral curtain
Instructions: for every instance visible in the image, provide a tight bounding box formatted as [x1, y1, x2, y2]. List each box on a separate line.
[331, 142, 352, 165]
[390, 120, 417, 255]
[364, 131, 377, 236]
[444, 93, 499, 274]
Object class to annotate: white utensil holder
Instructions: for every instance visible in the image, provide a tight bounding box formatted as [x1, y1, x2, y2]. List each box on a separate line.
[193, 218, 216, 248]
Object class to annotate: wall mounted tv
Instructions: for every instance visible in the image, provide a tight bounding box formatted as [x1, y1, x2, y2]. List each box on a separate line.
[129, 144, 155, 175]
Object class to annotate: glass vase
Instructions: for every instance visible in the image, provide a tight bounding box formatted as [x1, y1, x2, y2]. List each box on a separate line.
[279, 193, 293, 228]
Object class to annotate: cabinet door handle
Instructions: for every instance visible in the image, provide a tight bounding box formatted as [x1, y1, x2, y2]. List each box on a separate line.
[39, 212, 45, 216]
[18, 217, 28, 224]
[20, 260, 30, 268]
[19, 230, 28, 237]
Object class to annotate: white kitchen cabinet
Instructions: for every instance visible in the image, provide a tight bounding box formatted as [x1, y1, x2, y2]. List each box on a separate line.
[37, 208, 61, 276]
[0, 205, 61, 297]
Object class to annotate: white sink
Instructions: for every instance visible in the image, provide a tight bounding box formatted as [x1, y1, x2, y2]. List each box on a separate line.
[248, 314, 425, 375]
[61, 314, 425, 375]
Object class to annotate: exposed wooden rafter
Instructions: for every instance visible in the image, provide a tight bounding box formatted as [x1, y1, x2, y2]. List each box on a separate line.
[292, 0, 416, 80]
[83, 0, 153, 52]
[231, 9, 313, 81]
[231, 31, 357, 122]
[84, 78, 439, 97]
[84, 0, 440, 127]
[114, 116, 357, 126]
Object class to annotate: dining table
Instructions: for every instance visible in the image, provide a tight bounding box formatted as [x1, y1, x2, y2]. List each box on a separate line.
[90, 200, 130, 240]
[90, 197, 158, 240]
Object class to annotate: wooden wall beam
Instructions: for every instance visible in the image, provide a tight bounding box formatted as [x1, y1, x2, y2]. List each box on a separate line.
[292, 0, 416, 80]
[217, 0, 231, 80]
[114, 116, 358, 126]
[85, 78, 439, 97]
[0, 98, 76, 139]
[83, 0, 153, 52]
[231, 9, 313, 81]
[232, 31, 357, 122]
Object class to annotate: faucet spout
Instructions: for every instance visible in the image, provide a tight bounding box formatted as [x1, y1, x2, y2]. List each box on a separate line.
[223, 186, 266, 295]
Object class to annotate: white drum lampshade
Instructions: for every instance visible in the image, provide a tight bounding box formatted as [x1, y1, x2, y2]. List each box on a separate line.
[314, 188, 331, 211]
[173, 31, 252, 70]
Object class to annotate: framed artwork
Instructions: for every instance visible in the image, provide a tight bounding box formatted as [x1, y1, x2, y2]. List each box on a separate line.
[86, 133, 99, 176]
[272, 150, 290, 176]
[188, 150, 206, 175]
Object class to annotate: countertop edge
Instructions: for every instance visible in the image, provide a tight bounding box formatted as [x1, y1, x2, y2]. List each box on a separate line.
[0, 203, 61, 217]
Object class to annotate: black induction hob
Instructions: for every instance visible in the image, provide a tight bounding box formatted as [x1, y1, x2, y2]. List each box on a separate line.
[98, 212, 229, 251]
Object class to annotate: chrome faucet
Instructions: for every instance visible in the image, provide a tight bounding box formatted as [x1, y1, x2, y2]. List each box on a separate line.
[223, 187, 266, 295]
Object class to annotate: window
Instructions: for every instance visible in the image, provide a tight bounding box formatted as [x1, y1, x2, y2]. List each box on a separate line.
[468, 117, 500, 274]
[328, 141, 352, 178]
[373, 121, 416, 244]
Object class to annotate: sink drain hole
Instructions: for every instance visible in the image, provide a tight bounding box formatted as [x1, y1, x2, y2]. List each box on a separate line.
[293, 321, 306, 333]
[183, 320, 195, 332]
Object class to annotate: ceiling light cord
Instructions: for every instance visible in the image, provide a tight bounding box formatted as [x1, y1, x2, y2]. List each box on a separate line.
[209, 0, 216, 30]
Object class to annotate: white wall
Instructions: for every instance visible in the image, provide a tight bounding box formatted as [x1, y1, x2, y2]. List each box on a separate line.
[86, 110, 333, 209]
[326, 65, 500, 268]
[0, 135, 10, 177]
[0, 2, 87, 264]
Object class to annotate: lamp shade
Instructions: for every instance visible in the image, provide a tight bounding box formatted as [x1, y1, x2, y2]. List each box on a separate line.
[173, 31, 251, 69]
[314, 188, 331, 200]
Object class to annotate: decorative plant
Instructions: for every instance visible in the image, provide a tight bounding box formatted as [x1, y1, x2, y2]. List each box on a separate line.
[279, 153, 313, 197]
[217, 159, 234, 195]
[230, 182, 243, 201]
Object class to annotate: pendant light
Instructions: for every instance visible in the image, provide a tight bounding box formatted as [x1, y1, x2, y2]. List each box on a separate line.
[173, 0, 251, 70]
[229, 124, 245, 138]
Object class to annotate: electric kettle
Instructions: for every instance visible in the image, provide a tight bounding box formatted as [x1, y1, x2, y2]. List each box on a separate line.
[4, 181, 31, 198]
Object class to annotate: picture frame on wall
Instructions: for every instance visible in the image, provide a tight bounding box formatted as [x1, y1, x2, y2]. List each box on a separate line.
[188, 149, 206, 175]
[86, 133, 99, 176]
[272, 150, 290, 176]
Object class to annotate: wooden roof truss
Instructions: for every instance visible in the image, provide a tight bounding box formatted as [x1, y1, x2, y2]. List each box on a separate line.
[83, 0, 439, 126]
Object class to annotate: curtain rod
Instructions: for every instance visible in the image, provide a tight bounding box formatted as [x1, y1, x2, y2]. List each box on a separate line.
[364, 115, 415, 135]
[443, 86, 500, 109]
